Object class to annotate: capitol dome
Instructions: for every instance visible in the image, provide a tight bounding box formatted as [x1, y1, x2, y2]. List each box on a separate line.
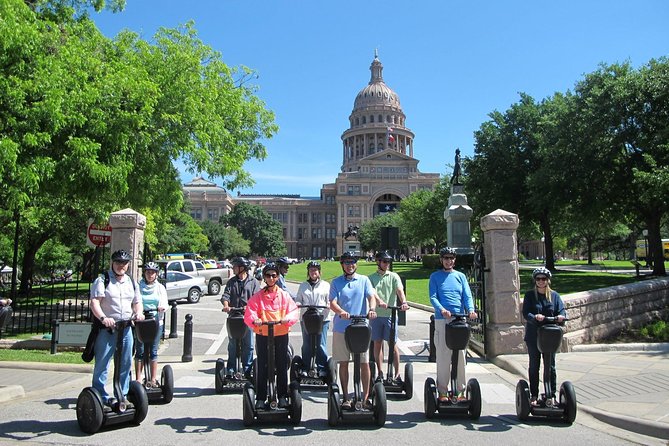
[353, 55, 401, 111]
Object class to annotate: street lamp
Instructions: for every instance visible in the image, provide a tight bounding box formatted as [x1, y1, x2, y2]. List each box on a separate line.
[642, 229, 650, 267]
[541, 236, 545, 263]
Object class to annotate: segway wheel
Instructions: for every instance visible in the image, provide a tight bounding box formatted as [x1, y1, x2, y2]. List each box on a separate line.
[215, 358, 226, 393]
[161, 365, 174, 404]
[424, 378, 437, 419]
[327, 384, 340, 427]
[515, 380, 531, 421]
[290, 355, 303, 383]
[128, 380, 148, 425]
[466, 378, 481, 420]
[404, 362, 414, 400]
[373, 381, 387, 427]
[560, 381, 577, 424]
[76, 387, 104, 434]
[327, 357, 337, 385]
[242, 382, 256, 427]
[290, 385, 302, 425]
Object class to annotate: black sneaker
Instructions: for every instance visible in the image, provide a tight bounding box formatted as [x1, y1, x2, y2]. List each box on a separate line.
[394, 375, 403, 385]
[255, 399, 266, 410]
[244, 370, 253, 381]
[278, 397, 289, 408]
[375, 372, 383, 383]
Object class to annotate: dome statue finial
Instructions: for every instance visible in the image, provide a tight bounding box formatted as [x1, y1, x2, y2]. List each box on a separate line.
[374, 48, 379, 59]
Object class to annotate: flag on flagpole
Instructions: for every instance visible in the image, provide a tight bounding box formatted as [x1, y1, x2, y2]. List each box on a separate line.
[387, 127, 395, 144]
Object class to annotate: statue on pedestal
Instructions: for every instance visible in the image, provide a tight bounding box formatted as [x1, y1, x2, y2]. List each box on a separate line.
[450, 148, 462, 185]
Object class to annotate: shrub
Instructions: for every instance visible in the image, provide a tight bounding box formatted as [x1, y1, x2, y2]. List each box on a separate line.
[422, 254, 441, 270]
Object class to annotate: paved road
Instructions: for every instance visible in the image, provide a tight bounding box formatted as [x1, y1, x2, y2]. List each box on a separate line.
[0, 282, 666, 445]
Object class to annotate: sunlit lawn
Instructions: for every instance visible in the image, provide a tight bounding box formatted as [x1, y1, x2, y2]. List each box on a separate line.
[285, 259, 644, 307]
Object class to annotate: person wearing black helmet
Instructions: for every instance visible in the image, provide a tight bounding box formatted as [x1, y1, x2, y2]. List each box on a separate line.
[369, 251, 408, 383]
[244, 262, 299, 409]
[89, 249, 145, 407]
[522, 267, 566, 406]
[221, 256, 260, 379]
[134, 262, 168, 386]
[275, 257, 292, 295]
[295, 260, 331, 377]
[428, 247, 476, 402]
[329, 251, 381, 409]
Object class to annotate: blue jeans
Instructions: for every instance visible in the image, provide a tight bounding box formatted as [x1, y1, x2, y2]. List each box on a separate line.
[92, 325, 134, 403]
[227, 325, 254, 374]
[301, 320, 329, 371]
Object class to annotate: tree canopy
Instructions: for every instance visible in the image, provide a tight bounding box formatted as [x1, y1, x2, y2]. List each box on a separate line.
[222, 202, 285, 257]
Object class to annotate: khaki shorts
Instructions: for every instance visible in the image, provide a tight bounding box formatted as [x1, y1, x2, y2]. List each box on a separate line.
[332, 331, 369, 363]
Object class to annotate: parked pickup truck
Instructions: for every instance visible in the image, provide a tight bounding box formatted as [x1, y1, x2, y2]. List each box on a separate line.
[156, 259, 232, 295]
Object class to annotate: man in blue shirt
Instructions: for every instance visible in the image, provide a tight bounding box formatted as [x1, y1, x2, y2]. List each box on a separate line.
[428, 247, 476, 402]
[329, 252, 380, 409]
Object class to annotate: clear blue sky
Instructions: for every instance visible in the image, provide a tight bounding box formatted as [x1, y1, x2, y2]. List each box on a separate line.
[92, 1, 669, 197]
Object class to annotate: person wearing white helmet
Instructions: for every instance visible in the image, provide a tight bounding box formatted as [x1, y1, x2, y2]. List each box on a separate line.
[522, 267, 566, 406]
[428, 247, 477, 402]
[134, 262, 168, 386]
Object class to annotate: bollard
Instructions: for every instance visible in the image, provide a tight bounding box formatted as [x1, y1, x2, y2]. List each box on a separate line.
[429, 314, 436, 362]
[182, 313, 193, 362]
[169, 302, 178, 339]
[50, 319, 58, 354]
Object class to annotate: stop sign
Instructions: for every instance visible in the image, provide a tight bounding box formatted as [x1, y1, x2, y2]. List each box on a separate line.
[86, 222, 112, 248]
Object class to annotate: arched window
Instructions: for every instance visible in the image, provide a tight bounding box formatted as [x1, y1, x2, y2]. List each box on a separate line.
[370, 115, 374, 123]
[362, 116, 366, 124]
[355, 117, 359, 126]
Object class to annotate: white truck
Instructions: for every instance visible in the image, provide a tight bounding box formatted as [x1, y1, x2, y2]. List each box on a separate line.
[156, 259, 232, 295]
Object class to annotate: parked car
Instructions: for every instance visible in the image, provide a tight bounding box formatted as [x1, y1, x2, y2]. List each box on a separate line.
[164, 271, 206, 304]
[156, 259, 232, 295]
[203, 259, 218, 269]
[217, 259, 232, 269]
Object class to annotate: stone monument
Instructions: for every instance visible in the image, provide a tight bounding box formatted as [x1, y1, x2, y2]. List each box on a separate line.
[109, 208, 146, 280]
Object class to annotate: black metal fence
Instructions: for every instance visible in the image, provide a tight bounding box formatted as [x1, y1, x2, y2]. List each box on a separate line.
[468, 244, 487, 355]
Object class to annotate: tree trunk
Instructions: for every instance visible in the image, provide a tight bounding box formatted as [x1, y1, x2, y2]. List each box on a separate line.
[540, 214, 555, 271]
[646, 213, 666, 276]
[18, 233, 51, 295]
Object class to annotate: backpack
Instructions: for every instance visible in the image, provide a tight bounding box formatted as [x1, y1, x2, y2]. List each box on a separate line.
[81, 271, 136, 363]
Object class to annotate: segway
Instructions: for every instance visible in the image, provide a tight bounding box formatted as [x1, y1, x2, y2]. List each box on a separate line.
[369, 305, 413, 400]
[290, 305, 336, 389]
[76, 319, 149, 434]
[516, 316, 577, 424]
[134, 312, 174, 404]
[242, 321, 302, 426]
[327, 315, 387, 427]
[424, 314, 481, 420]
[216, 307, 253, 393]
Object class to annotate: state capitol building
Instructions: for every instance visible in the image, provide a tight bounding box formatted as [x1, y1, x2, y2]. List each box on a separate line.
[183, 53, 440, 258]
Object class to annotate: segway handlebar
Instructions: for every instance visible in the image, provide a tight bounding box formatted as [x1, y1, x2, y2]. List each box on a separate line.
[296, 304, 330, 309]
[539, 316, 568, 324]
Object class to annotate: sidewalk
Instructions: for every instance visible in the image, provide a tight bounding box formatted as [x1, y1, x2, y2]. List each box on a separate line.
[493, 343, 669, 440]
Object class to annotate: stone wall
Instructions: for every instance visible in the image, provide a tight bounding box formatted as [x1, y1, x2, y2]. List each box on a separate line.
[562, 277, 669, 349]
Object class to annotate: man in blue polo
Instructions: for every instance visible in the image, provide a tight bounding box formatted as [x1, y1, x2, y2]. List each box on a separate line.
[329, 251, 381, 409]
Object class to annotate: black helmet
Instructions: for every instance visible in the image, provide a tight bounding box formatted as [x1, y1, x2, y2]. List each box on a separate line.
[111, 250, 132, 263]
[307, 260, 321, 270]
[231, 257, 250, 270]
[276, 257, 290, 266]
[375, 251, 393, 262]
[339, 252, 357, 263]
[143, 262, 160, 272]
[263, 262, 280, 276]
[439, 247, 457, 257]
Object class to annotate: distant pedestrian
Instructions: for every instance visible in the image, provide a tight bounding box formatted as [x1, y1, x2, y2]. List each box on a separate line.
[522, 267, 566, 406]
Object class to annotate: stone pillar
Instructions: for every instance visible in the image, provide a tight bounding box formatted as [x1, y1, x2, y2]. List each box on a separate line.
[109, 208, 147, 281]
[445, 184, 474, 254]
[480, 209, 525, 357]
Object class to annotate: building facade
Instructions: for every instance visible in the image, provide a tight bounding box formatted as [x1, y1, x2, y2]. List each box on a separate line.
[184, 53, 440, 258]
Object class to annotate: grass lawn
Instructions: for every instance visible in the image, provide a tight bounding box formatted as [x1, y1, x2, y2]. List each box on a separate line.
[0, 349, 86, 364]
[285, 259, 643, 307]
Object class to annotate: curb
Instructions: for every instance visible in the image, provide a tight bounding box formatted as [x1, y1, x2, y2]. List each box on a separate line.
[0, 361, 92, 373]
[572, 342, 669, 352]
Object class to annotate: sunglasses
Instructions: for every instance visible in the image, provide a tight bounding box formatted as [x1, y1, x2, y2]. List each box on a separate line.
[342, 261, 357, 265]
[264, 273, 278, 278]
[379, 260, 390, 263]
[535, 277, 548, 281]
[441, 256, 455, 261]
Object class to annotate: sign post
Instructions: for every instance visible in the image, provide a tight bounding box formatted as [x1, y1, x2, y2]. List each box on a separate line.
[86, 220, 112, 248]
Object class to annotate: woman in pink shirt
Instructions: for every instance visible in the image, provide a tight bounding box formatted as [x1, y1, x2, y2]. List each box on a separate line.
[245, 262, 299, 410]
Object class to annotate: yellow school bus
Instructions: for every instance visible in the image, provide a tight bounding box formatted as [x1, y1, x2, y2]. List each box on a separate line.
[636, 239, 669, 261]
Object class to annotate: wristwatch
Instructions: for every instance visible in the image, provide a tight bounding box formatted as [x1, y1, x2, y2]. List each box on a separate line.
[99, 316, 105, 322]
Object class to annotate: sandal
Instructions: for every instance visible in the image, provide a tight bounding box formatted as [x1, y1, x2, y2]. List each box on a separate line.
[530, 397, 539, 407]
[363, 399, 374, 410]
[438, 392, 449, 402]
[341, 400, 352, 410]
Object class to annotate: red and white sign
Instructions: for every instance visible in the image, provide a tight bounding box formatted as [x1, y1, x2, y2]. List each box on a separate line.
[86, 221, 112, 248]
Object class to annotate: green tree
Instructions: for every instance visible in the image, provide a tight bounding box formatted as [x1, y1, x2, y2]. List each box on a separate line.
[222, 202, 285, 257]
[155, 211, 209, 256]
[199, 220, 250, 259]
[0, 1, 277, 291]
[397, 177, 450, 249]
[358, 213, 402, 253]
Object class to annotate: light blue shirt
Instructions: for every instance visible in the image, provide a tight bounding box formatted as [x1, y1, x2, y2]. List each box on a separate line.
[428, 269, 474, 319]
[329, 273, 375, 333]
